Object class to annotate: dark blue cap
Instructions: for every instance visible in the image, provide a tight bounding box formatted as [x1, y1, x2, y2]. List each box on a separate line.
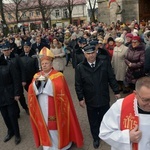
[83, 45, 95, 53]
[1, 42, 10, 51]
[78, 37, 87, 44]
[24, 41, 31, 47]
[89, 39, 98, 46]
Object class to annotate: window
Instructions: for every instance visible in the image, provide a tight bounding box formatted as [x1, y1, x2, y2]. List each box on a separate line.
[55, 10, 60, 18]
[22, 12, 27, 18]
[63, 9, 68, 18]
[8, 13, 13, 20]
[36, 11, 40, 16]
[29, 11, 34, 17]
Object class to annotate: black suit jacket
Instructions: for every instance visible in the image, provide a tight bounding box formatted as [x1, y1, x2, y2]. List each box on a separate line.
[20, 51, 39, 83]
[1, 53, 26, 83]
[31, 42, 49, 53]
[75, 57, 119, 107]
[0, 57, 21, 106]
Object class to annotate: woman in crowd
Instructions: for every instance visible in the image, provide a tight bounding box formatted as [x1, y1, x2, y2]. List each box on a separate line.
[125, 33, 133, 47]
[64, 30, 71, 43]
[104, 37, 116, 60]
[14, 34, 22, 55]
[50, 38, 65, 73]
[111, 37, 128, 93]
[125, 36, 145, 90]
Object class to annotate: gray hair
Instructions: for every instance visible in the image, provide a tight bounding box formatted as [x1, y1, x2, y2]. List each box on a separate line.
[135, 76, 150, 91]
[115, 37, 124, 43]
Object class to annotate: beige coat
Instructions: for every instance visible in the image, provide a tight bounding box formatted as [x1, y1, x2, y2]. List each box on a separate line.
[111, 44, 128, 81]
[51, 46, 65, 71]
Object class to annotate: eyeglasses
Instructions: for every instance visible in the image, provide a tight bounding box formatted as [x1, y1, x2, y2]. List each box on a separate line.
[137, 92, 150, 104]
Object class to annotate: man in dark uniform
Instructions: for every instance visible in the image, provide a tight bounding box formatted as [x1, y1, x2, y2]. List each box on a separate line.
[1, 42, 29, 117]
[89, 39, 111, 61]
[75, 45, 121, 149]
[68, 35, 78, 68]
[31, 35, 49, 53]
[20, 41, 39, 91]
[75, 37, 87, 67]
[0, 43, 21, 145]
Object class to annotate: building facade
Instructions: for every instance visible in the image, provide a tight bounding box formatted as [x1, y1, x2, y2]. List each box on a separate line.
[97, 0, 150, 24]
[1, 0, 87, 32]
[50, 4, 87, 27]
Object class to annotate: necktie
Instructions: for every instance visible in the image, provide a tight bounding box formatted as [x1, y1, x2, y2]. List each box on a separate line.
[91, 63, 95, 68]
[6, 56, 10, 60]
[25, 54, 29, 63]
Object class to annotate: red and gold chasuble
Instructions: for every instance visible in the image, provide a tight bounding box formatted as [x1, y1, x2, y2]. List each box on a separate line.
[120, 93, 139, 150]
[28, 69, 83, 149]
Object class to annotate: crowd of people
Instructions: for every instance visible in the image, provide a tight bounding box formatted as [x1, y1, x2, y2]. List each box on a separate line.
[0, 19, 150, 150]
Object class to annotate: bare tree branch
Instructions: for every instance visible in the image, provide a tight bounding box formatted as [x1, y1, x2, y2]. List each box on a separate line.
[88, 0, 97, 22]
[37, 0, 57, 28]
[0, 0, 9, 35]
[62, 0, 78, 24]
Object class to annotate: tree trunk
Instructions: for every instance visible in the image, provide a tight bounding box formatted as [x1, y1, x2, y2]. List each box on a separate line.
[49, 17, 51, 28]
[88, 0, 96, 23]
[15, 5, 19, 24]
[41, 12, 47, 29]
[0, 0, 9, 36]
[69, 11, 72, 24]
[91, 9, 96, 22]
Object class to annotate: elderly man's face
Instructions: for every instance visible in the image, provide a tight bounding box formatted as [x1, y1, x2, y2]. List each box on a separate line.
[24, 46, 31, 53]
[84, 50, 97, 63]
[2, 49, 11, 56]
[36, 37, 41, 43]
[134, 86, 150, 112]
[41, 59, 52, 73]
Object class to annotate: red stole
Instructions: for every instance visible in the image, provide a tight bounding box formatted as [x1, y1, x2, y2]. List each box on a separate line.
[48, 96, 57, 130]
[120, 93, 139, 150]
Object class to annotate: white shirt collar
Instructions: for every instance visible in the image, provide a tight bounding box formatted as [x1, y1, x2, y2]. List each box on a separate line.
[5, 56, 10, 59]
[88, 61, 96, 67]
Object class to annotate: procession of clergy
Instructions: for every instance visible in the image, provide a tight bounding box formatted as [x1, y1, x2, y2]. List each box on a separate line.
[0, 21, 150, 150]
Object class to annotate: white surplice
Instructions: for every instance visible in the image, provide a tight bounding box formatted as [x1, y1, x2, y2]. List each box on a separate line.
[33, 79, 72, 150]
[99, 98, 150, 150]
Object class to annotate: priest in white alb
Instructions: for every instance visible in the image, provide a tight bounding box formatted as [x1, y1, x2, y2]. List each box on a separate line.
[99, 76, 150, 150]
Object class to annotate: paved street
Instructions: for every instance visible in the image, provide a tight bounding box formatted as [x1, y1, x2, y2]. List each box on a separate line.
[0, 63, 120, 150]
